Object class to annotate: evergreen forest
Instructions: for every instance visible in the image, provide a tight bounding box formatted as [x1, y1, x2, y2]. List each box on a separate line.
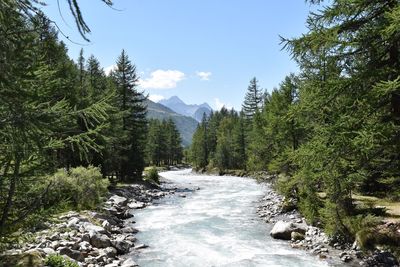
[190, 0, 400, 245]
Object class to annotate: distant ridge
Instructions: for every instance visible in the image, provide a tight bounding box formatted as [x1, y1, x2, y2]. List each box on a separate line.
[145, 99, 198, 146]
[159, 96, 212, 122]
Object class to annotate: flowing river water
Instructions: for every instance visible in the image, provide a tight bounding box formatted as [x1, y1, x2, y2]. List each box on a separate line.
[132, 169, 329, 267]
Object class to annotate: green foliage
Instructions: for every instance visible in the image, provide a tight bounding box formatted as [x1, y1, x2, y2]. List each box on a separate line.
[144, 167, 160, 185]
[45, 254, 79, 267]
[0, 4, 148, 236]
[46, 166, 109, 210]
[242, 77, 264, 119]
[190, 108, 247, 171]
[146, 119, 183, 166]
[110, 49, 148, 181]
[146, 99, 198, 146]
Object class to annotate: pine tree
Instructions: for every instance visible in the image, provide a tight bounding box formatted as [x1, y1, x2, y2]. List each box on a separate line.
[242, 77, 263, 119]
[112, 50, 147, 181]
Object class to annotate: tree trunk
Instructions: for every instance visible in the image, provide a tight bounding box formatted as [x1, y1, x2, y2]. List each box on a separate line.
[0, 157, 20, 231]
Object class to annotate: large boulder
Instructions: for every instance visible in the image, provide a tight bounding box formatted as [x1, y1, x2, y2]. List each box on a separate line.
[121, 258, 139, 267]
[109, 195, 128, 206]
[83, 222, 107, 234]
[58, 247, 85, 262]
[90, 232, 111, 248]
[100, 247, 117, 258]
[127, 201, 146, 209]
[111, 238, 132, 254]
[67, 217, 80, 228]
[270, 220, 306, 240]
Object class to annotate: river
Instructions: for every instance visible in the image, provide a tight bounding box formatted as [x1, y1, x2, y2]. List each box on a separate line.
[131, 169, 329, 267]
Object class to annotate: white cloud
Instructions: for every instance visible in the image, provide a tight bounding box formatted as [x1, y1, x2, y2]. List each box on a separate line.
[214, 98, 233, 110]
[148, 94, 165, 102]
[139, 70, 185, 89]
[104, 64, 117, 75]
[196, 71, 212, 81]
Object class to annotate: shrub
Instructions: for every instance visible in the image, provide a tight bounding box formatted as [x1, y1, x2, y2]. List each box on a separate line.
[45, 254, 79, 267]
[46, 166, 109, 210]
[145, 167, 160, 185]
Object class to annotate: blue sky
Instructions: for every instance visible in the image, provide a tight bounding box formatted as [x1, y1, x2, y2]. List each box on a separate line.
[43, 0, 318, 110]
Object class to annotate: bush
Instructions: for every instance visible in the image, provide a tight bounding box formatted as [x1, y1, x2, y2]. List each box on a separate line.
[45, 254, 79, 267]
[145, 167, 160, 185]
[46, 166, 109, 210]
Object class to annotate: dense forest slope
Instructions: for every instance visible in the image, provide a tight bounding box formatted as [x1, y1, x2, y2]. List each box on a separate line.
[146, 99, 198, 146]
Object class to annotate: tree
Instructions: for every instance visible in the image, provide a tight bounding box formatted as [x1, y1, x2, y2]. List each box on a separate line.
[190, 116, 208, 169]
[0, 5, 111, 232]
[112, 50, 147, 181]
[281, 0, 400, 238]
[15, 0, 114, 42]
[242, 77, 263, 119]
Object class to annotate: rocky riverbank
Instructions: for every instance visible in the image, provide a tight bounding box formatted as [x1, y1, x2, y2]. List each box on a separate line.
[0, 183, 176, 267]
[256, 181, 399, 267]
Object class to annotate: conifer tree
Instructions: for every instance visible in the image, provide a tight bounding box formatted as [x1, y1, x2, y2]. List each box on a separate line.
[0, 5, 112, 231]
[112, 50, 147, 181]
[281, 0, 400, 237]
[242, 77, 263, 119]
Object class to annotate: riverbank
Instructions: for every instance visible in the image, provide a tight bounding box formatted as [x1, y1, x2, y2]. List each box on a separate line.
[255, 178, 399, 267]
[0, 183, 176, 267]
[194, 168, 399, 267]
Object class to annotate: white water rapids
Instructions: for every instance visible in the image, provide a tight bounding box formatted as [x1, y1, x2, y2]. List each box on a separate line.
[131, 169, 329, 267]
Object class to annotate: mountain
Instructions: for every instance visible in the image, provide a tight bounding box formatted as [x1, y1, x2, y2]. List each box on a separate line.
[159, 96, 212, 122]
[145, 99, 198, 146]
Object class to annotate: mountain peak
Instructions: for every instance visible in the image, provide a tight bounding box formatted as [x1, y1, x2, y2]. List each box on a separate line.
[199, 102, 212, 111]
[160, 96, 185, 105]
[158, 96, 212, 122]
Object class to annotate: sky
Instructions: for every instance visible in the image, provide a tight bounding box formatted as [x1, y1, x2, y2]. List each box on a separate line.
[42, 0, 319, 110]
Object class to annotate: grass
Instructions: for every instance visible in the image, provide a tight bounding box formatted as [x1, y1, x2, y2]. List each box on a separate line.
[352, 194, 400, 223]
[317, 192, 400, 222]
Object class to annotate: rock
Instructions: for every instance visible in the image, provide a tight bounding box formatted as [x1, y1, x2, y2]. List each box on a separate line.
[125, 235, 137, 242]
[270, 220, 306, 240]
[121, 226, 138, 234]
[42, 247, 56, 255]
[49, 233, 60, 241]
[116, 210, 134, 219]
[90, 233, 111, 248]
[102, 220, 112, 232]
[81, 233, 91, 243]
[83, 222, 107, 234]
[291, 231, 305, 241]
[135, 244, 149, 250]
[59, 211, 80, 220]
[320, 248, 328, 253]
[49, 240, 60, 250]
[367, 251, 399, 267]
[121, 258, 139, 267]
[319, 254, 327, 259]
[111, 239, 132, 254]
[58, 247, 84, 262]
[340, 255, 352, 263]
[101, 247, 117, 258]
[79, 241, 92, 251]
[109, 195, 128, 206]
[127, 201, 146, 209]
[93, 213, 122, 226]
[67, 217, 80, 228]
